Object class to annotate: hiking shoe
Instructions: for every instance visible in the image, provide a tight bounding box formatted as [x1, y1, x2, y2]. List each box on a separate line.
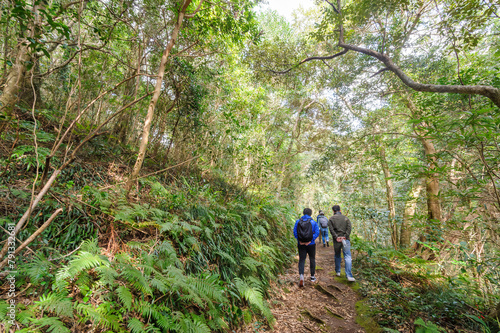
[336, 272, 341, 277]
[323, 244, 326, 247]
[347, 276, 356, 282]
[327, 242, 329, 247]
[299, 279, 304, 288]
[310, 276, 317, 283]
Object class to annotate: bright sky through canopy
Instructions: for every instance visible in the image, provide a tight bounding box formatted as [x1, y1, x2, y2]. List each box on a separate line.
[258, 0, 315, 21]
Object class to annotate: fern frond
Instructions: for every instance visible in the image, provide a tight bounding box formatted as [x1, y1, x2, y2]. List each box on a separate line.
[0, 300, 7, 320]
[35, 292, 73, 317]
[16, 307, 36, 326]
[26, 316, 71, 333]
[145, 325, 162, 333]
[57, 252, 109, 280]
[21, 253, 55, 284]
[75, 303, 120, 331]
[234, 278, 274, 326]
[116, 286, 133, 310]
[133, 300, 167, 326]
[216, 250, 237, 266]
[80, 238, 100, 254]
[173, 312, 211, 333]
[127, 318, 146, 333]
[149, 277, 168, 293]
[154, 241, 181, 267]
[241, 257, 262, 274]
[96, 265, 119, 286]
[254, 225, 268, 237]
[120, 266, 152, 295]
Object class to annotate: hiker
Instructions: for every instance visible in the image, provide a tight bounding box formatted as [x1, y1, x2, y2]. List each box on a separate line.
[293, 208, 320, 287]
[317, 210, 329, 247]
[328, 205, 355, 282]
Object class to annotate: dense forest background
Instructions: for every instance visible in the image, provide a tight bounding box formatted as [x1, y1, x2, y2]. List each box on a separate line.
[1, 0, 499, 332]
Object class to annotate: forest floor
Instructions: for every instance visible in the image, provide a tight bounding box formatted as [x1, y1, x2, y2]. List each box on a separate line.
[242, 241, 367, 332]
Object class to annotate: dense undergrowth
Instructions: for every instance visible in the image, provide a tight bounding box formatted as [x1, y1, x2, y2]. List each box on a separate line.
[0, 135, 297, 332]
[352, 237, 500, 333]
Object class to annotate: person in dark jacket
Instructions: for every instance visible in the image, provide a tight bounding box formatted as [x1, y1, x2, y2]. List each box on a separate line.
[317, 210, 330, 247]
[328, 205, 355, 281]
[293, 208, 320, 287]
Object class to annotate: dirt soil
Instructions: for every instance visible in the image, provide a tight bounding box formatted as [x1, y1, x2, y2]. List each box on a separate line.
[267, 242, 366, 332]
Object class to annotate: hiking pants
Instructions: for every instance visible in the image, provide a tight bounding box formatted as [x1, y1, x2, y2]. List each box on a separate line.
[320, 227, 329, 243]
[333, 240, 353, 278]
[298, 244, 316, 276]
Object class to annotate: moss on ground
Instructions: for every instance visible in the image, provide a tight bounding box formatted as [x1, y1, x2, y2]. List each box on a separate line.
[355, 299, 382, 333]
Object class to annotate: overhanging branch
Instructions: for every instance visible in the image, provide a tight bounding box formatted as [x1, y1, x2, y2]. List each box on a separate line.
[268, 49, 349, 74]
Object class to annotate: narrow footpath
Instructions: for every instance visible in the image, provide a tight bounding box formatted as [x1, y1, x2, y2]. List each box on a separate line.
[267, 242, 366, 332]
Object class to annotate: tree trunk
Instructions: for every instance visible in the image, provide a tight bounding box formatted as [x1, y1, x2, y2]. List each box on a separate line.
[125, 0, 193, 194]
[379, 147, 398, 248]
[405, 96, 442, 242]
[400, 180, 424, 248]
[420, 136, 442, 240]
[0, 43, 30, 131]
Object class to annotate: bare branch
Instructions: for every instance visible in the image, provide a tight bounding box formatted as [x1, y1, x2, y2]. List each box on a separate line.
[185, 0, 206, 18]
[338, 41, 500, 108]
[268, 49, 349, 74]
[371, 67, 390, 77]
[323, 0, 339, 13]
[0, 209, 63, 271]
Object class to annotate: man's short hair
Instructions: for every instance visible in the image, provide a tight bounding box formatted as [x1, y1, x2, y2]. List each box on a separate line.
[303, 208, 313, 216]
[332, 205, 341, 212]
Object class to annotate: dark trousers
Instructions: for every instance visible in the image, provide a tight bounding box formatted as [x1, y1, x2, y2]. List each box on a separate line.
[298, 244, 316, 276]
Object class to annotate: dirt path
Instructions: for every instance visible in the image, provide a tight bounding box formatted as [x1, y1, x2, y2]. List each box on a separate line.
[267, 242, 366, 332]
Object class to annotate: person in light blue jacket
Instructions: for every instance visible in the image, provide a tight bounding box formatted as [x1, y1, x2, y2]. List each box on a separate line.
[293, 208, 320, 287]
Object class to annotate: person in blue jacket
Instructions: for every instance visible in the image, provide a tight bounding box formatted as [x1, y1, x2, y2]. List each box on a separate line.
[293, 208, 320, 287]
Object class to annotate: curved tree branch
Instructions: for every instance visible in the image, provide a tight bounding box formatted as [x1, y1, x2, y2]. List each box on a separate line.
[337, 42, 500, 108]
[310, 0, 500, 108]
[267, 49, 349, 74]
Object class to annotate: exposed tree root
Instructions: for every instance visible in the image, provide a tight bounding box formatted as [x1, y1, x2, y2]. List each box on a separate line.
[314, 283, 339, 300]
[325, 305, 344, 319]
[301, 308, 325, 325]
[327, 284, 343, 292]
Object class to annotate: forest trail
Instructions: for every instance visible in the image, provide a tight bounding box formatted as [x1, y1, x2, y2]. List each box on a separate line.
[266, 242, 366, 332]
